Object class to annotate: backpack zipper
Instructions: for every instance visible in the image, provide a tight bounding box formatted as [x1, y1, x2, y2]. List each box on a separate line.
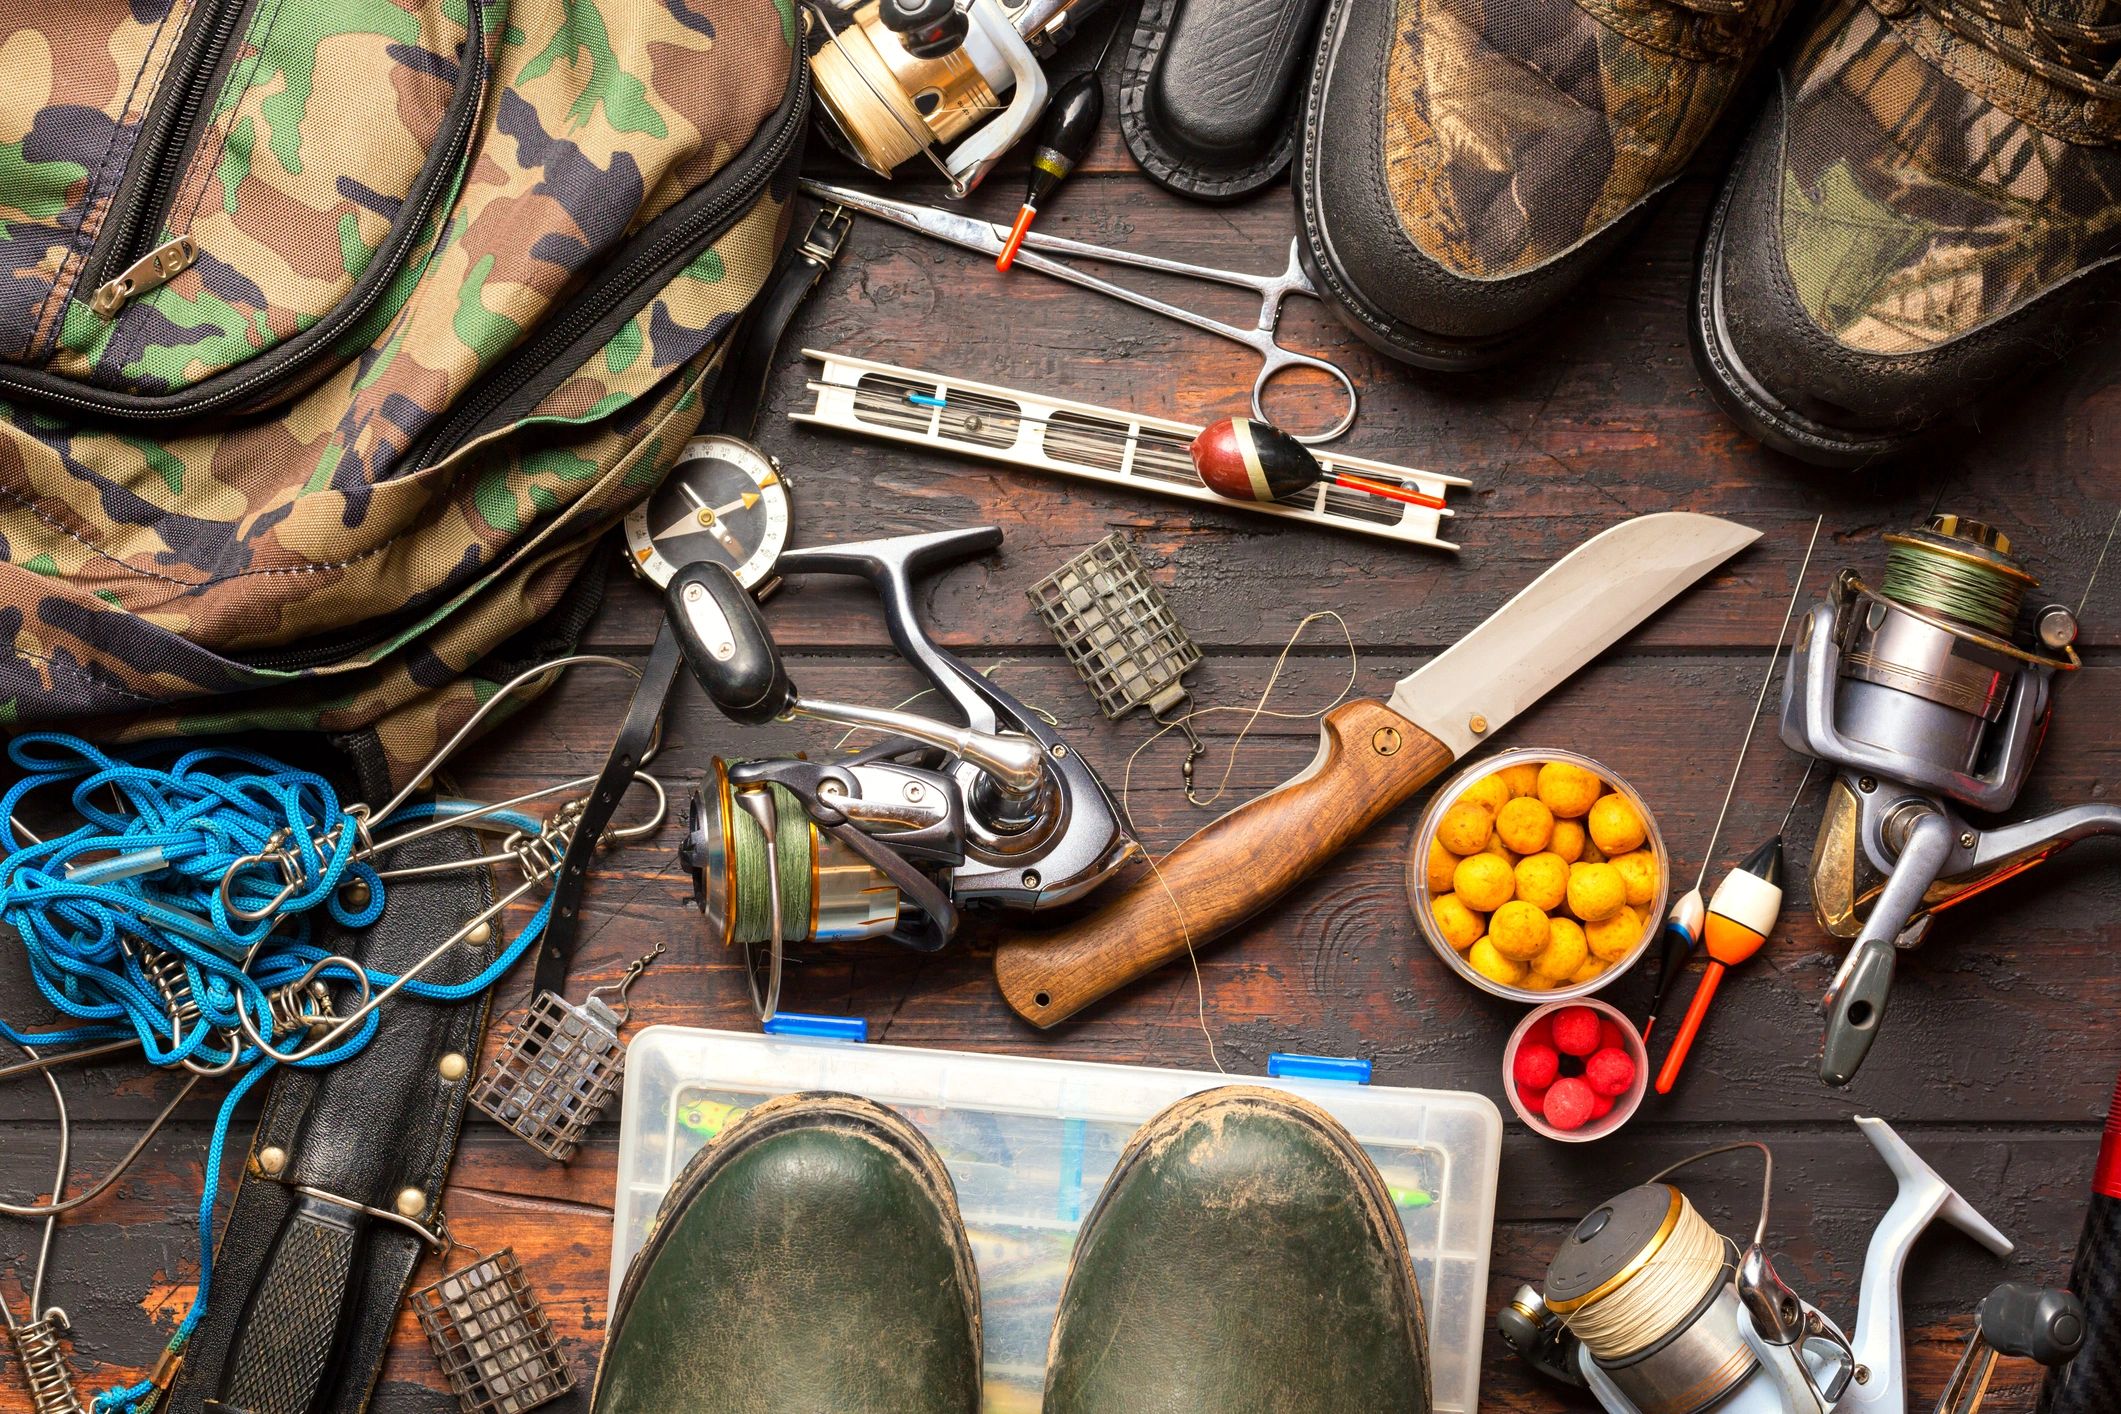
[2, 0, 492, 421]
[87, 0, 253, 316]
[237, 43, 806, 672]
[401, 47, 809, 473]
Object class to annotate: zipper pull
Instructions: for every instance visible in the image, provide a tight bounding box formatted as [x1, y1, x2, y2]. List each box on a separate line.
[91, 235, 198, 318]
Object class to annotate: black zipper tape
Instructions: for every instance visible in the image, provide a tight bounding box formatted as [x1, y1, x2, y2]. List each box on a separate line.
[403, 45, 809, 472]
[86, 0, 256, 295]
[0, 0, 497, 421]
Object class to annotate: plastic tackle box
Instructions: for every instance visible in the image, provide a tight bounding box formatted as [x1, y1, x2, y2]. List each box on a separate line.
[610, 1027, 1502, 1413]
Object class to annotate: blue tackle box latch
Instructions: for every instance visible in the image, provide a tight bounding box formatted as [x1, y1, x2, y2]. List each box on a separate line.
[762, 1012, 870, 1042]
[1266, 1052, 1372, 1084]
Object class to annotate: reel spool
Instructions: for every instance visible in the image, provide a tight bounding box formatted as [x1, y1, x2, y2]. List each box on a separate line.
[1537, 1185, 1758, 1414]
[808, 0, 1098, 192]
[1815, 516, 2072, 797]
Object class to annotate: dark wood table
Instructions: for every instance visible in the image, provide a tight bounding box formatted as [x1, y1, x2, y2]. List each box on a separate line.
[12, 85, 2120, 1414]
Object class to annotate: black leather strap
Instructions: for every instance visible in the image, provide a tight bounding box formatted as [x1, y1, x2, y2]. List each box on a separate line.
[532, 206, 841, 997]
[532, 618, 685, 1000]
[712, 204, 848, 440]
[168, 819, 492, 1414]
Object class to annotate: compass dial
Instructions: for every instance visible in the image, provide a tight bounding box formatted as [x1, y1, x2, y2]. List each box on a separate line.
[624, 435, 792, 591]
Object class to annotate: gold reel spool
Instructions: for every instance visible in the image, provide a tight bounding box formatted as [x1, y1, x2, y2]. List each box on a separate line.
[809, 3, 1001, 175]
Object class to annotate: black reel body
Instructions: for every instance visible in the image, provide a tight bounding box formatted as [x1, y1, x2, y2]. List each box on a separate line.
[668, 527, 1136, 1019]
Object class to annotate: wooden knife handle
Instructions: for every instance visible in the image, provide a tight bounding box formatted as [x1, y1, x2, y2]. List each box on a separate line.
[994, 698, 1454, 1027]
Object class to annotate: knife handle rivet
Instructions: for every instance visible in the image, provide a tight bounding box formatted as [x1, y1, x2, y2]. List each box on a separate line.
[1468, 714, 1489, 735]
[1371, 727, 1402, 756]
[257, 1146, 287, 1176]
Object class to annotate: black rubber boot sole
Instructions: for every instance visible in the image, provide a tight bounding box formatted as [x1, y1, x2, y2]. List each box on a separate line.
[1690, 160, 1917, 470]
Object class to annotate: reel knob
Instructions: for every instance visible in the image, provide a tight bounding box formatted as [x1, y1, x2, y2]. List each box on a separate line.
[878, 0, 966, 58]
[668, 561, 795, 726]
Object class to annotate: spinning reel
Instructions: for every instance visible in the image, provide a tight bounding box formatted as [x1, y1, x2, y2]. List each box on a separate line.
[668, 527, 1137, 1019]
[1499, 1119, 2083, 1414]
[1778, 515, 2119, 1084]
[805, 0, 1108, 193]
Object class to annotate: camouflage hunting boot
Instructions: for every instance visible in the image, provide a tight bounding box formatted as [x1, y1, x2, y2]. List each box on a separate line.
[1298, 0, 1797, 369]
[591, 1093, 982, 1413]
[1042, 1087, 1431, 1413]
[1694, 0, 2121, 465]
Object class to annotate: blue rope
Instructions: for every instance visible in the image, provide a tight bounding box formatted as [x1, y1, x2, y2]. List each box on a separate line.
[0, 734, 556, 1411]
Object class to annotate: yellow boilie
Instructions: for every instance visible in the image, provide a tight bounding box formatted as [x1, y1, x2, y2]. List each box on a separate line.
[1589, 793, 1647, 855]
[1536, 762, 1603, 818]
[1490, 900, 1551, 962]
[1453, 853, 1516, 912]
[1514, 852, 1569, 911]
[1431, 894, 1484, 951]
[1566, 862, 1627, 923]
[1495, 796, 1554, 854]
[1436, 801, 1494, 855]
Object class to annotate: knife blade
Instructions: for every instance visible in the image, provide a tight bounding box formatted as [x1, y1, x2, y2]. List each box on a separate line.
[993, 512, 1761, 1027]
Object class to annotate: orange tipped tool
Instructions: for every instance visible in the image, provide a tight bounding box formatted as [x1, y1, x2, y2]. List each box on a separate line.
[1655, 835, 1783, 1094]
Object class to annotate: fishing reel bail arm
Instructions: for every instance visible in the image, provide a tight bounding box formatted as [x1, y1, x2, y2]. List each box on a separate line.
[1502, 1118, 2019, 1414]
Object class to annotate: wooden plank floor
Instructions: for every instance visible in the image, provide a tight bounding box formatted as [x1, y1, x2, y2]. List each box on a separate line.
[9, 68, 2121, 1414]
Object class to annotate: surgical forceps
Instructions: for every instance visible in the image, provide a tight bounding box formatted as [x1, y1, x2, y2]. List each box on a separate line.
[803, 182, 1360, 443]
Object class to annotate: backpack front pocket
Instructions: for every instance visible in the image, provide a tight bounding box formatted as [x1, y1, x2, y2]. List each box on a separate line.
[0, 0, 495, 420]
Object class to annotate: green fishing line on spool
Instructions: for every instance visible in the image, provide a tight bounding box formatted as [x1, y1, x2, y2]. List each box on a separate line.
[1881, 529, 2030, 638]
[725, 783, 816, 945]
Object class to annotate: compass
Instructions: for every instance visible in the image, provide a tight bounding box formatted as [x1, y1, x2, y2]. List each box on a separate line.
[624, 435, 792, 593]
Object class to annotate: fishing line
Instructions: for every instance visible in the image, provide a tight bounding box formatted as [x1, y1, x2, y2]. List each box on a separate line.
[1116, 611, 1359, 821]
[1691, 515, 1823, 893]
[1553, 1194, 1735, 1360]
[1109, 612, 1358, 1074]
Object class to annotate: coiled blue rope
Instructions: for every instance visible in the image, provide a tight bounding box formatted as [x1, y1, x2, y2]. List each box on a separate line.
[0, 734, 554, 1412]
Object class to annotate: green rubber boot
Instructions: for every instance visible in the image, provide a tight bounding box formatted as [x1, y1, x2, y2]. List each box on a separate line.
[1043, 1085, 1430, 1413]
[592, 1092, 982, 1413]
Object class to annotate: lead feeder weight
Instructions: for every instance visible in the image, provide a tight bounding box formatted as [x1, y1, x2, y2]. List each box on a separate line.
[1027, 534, 1206, 785]
[470, 946, 662, 1163]
[410, 1231, 574, 1414]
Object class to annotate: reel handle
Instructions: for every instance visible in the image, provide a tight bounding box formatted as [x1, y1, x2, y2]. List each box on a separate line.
[668, 561, 794, 726]
[878, 0, 966, 57]
[1979, 1282, 2084, 1367]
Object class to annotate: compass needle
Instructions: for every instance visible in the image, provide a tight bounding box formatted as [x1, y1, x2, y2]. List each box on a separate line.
[623, 435, 793, 594]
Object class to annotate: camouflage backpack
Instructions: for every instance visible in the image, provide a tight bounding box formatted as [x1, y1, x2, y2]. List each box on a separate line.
[0, 0, 806, 782]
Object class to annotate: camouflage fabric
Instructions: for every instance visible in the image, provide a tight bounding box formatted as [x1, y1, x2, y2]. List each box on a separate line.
[1382, 0, 1795, 280]
[1777, 0, 2121, 354]
[0, 0, 803, 784]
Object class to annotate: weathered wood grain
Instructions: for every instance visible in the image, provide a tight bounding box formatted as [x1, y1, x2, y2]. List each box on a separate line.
[6, 100, 2119, 1414]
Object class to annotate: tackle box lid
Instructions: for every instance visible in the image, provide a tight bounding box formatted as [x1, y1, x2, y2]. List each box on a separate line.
[611, 1026, 1503, 1413]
